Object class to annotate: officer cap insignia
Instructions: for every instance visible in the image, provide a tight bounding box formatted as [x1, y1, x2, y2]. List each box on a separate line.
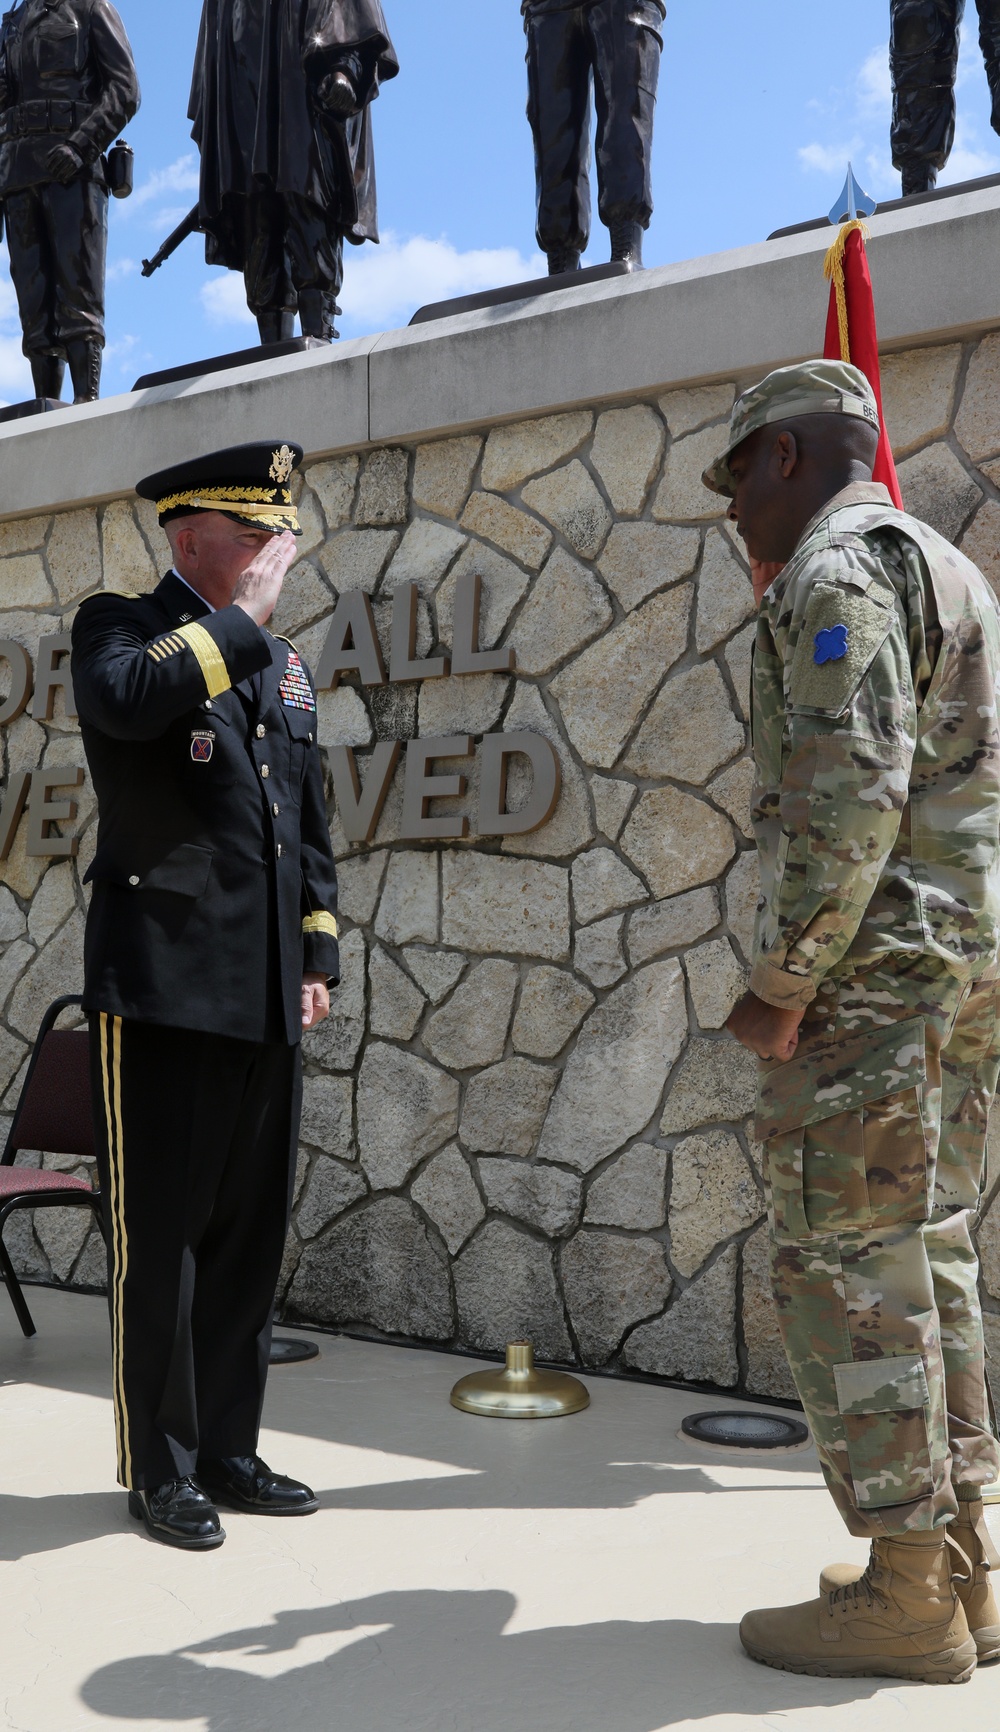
[269, 445, 296, 484]
[136, 441, 305, 536]
[814, 623, 849, 665]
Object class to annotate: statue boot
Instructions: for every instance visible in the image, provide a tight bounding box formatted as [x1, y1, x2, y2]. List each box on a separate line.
[821, 1491, 1000, 1663]
[256, 309, 296, 345]
[609, 220, 644, 270]
[30, 352, 66, 401]
[740, 1529, 977, 1683]
[546, 246, 581, 276]
[297, 288, 337, 342]
[901, 165, 937, 197]
[66, 340, 102, 404]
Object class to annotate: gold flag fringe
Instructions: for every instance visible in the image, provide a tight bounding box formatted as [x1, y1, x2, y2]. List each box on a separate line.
[823, 219, 870, 365]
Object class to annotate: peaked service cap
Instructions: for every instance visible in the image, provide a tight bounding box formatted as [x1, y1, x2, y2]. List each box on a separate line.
[136, 440, 305, 534]
[701, 359, 880, 497]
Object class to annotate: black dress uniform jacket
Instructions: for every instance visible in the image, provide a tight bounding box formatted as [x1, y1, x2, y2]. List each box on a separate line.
[72, 571, 339, 1046]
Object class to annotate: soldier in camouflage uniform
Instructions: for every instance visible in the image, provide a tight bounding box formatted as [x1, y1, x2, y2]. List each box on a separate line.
[704, 359, 1000, 1683]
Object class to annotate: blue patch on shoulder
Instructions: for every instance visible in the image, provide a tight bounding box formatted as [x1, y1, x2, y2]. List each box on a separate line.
[814, 623, 849, 665]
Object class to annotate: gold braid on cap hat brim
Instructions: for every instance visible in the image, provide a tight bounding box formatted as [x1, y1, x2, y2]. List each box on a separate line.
[155, 484, 300, 531]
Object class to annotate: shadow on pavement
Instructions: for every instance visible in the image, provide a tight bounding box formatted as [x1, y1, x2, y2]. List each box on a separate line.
[81, 1589, 890, 1731]
[0, 1491, 126, 1560]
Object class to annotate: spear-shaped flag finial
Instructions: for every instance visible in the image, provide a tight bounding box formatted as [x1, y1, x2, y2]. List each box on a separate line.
[828, 163, 878, 227]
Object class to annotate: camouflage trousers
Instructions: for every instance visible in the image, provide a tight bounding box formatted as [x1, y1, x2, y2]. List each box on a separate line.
[757, 955, 1000, 1538]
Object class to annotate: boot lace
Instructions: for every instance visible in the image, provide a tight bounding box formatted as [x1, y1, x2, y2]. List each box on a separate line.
[828, 1566, 889, 1616]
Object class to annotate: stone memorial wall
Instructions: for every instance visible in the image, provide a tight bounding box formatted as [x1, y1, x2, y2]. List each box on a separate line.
[4, 193, 1000, 1400]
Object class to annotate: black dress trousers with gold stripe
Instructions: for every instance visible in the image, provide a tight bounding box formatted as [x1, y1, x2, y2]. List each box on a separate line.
[71, 572, 339, 1489]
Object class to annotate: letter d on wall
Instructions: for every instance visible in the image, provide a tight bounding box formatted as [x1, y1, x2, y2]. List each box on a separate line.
[479, 732, 561, 836]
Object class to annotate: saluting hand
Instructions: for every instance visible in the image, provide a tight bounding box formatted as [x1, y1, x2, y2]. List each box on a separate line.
[233, 531, 299, 625]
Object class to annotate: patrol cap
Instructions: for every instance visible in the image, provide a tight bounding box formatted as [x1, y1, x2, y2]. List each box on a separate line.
[136, 440, 305, 535]
[701, 360, 880, 497]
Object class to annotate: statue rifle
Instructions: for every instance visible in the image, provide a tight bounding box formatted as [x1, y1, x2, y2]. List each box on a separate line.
[141, 205, 201, 278]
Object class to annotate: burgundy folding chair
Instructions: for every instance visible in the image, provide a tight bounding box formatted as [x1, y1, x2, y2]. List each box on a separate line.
[0, 995, 105, 1337]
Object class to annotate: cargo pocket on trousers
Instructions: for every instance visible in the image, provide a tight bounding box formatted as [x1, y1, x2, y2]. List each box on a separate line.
[834, 1354, 933, 1511]
[757, 1016, 928, 1238]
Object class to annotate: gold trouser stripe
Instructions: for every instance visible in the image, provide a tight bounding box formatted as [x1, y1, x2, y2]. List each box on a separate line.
[101, 1013, 132, 1489]
[176, 622, 231, 700]
[302, 911, 338, 938]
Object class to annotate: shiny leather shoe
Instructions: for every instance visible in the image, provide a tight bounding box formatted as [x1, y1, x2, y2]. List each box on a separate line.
[196, 1454, 319, 1516]
[128, 1478, 225, 1550]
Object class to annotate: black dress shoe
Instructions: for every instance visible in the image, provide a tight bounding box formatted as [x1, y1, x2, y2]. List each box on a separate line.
[196, 1454, 319, 1516]
[128, 1478, 225, 1550]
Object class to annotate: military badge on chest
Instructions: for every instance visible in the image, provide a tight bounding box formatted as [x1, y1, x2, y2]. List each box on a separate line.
[191, 729, 216, 763]
[279, 650, 316, 713]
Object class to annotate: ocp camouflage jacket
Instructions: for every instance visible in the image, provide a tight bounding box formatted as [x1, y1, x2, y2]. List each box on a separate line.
[750, 482, 1000, 1009]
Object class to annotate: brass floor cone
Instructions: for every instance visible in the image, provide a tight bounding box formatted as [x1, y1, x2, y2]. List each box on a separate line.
[450, 1341, 590, 1419]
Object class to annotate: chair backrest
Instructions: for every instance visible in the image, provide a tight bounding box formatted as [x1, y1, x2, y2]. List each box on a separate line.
[2, 999, 94, 1166]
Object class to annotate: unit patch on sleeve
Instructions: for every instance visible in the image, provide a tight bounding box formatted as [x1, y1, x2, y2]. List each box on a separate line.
[191, 729, 215, 762]
[279, 650, 316, 712]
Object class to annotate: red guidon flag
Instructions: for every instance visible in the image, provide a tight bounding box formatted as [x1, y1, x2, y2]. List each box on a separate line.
[823, 220, 902, 507]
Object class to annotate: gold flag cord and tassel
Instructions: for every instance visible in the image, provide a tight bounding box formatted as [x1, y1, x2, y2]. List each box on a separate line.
[822, 218, 870, 365]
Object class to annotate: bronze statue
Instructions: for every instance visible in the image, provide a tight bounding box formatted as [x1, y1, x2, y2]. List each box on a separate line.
[891, 0, 1000, 195]
[522, 0, 664, 275]
[0, 0, 139, 403]
[188, 0, 398, 344]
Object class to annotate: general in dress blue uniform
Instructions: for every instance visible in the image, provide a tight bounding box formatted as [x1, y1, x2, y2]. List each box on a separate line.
[71, 440, 339, 1549]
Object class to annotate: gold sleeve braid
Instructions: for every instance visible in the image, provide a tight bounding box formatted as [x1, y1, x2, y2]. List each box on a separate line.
[302, 912, 338, 938]
[145, 623, 231, 699]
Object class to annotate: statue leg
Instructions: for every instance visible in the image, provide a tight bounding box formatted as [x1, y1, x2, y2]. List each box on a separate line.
[284, 199, 342, 341]
[46, 173, 109, 403]
[3, 186, 65, 401]
[975, 0, 1000, 132]
[589, 0, 662, 267]
[244, 188, 296, 346]
[524, 5, 592, 272]
[890, 0, 963, 194]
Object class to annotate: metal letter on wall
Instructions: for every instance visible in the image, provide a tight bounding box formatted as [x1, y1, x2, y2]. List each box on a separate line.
[25, 767, 83, 859]
[390, 584, 448, 682]
[451, 574, 515, 676]
[328, 742, 401, 844]
[0, 641, 33, 725]
[315, 593, 387, 690]
[31, 634, 76, 722]
[0, 771, 31, 860]
[478, 731, 561, 836]
[400, 736, 473, 840]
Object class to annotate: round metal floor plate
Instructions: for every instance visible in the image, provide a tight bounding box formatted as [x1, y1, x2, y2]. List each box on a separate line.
[680, 1409, 810, 1453]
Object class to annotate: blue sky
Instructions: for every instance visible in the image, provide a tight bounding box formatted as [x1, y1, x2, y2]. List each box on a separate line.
[2, 0, 999, 403]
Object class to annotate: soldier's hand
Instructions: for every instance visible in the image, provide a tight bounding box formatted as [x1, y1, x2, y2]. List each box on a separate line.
[232, 531, 298, 625]
[45, 143, 83, 185]
[302, 974, 330, 1031]
[726, 991, 804, 1062]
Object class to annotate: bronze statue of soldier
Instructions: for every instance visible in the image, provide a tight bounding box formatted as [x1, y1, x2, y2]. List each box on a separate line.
[891, 0, 1000, 195]
[189, 0, 398, 345]
[0, 0, 139, 403]
[522, 0, 665, 275]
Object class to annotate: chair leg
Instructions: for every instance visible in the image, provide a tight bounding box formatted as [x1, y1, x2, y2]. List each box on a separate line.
[0, 1226, 36, 1337]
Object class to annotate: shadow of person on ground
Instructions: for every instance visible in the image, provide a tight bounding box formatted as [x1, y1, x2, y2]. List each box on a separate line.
[81, 1588, 891, 1732]
[0, 1491, 125, 1561]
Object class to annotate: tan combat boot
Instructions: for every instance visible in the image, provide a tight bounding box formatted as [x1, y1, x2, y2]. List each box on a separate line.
[740, 1529, 977, 1683]
[821, 1490, 1000, 1663]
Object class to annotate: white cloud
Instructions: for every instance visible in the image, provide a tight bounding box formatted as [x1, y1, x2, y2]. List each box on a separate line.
[129, 154, 200, 211]
[201, 272, 255, 328]
[856, 44, 892, 118]
[107, 257, 139, 282]
[341, 232, 544, 332]
[798, 140, 864, 177]
[199, 233, 545, 340]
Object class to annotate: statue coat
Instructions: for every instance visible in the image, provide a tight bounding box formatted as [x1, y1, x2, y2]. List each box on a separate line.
[189, 0, 398, 271]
